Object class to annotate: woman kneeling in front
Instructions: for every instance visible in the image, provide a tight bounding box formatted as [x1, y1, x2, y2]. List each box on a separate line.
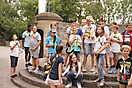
[62, 54, 83, 88]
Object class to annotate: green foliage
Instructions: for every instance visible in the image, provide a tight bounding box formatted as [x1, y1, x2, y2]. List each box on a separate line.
[0, 0, 38, 45]
[50, 0, 80, 22]
[50, 0, 132, 24]
[17, 0, 38, 25]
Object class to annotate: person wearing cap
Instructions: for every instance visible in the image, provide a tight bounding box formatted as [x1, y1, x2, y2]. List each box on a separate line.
[108, 23, 123, 74]
[47, 23, 59, 37]
[28, 26, 41, 73]
[82, 16, 96, 72]
[121, 23, 132, 58]
[22, 25, 33, 67]
[116, 45, 132, 88]
[45, 29, 61, 63]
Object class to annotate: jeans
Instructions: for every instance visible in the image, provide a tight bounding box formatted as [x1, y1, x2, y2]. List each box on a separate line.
[96, 54, 104, 79]
[67, 71, 83, 83]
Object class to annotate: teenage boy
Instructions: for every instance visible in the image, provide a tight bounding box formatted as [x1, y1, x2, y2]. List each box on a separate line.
[22, 25, 33, 67]
[108, 23, 123, 74]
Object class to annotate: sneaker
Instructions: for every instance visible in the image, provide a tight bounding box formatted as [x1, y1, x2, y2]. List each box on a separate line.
[14, 74, 18, 79]
[90, 67, 95, 72]
[112, 68, 118, 73]
[108, 67, 113, 74]
[27, 63, 32, 66]
[100, 79, 105, 86]
[82, 67, 87, 72]
[34, 68, 39, 73]
[93, 78, 101, 83]
[10, 74, 17, 79]
[105, 63, 109, 68]
[65, 82, 72, 88]
[25, 64, 28, 67]
[77, 83, 82, 88]
[28, 67, 35, 72]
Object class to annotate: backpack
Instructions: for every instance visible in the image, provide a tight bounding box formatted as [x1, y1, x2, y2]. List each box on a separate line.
[43, 55, 57, 80]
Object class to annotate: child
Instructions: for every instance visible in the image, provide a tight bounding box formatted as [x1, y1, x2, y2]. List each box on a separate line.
[10, 34, 20, 79]
[116, 45, 132, 88]
[82, 16, 96, 72]
[69, 26, 82, 61]
[93, 26, 107, 86]
[108, 23, 123, 74]
[45, 44, 64, 88]
[28, 26, 41, 73]
[45, 29, 61, 63]
[62, 54, 83, 88]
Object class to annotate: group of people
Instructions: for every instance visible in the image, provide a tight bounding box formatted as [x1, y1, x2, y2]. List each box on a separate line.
[44, 16, 132, 88]
[10, 25, 41, 79]
[9, 15, 132, 88]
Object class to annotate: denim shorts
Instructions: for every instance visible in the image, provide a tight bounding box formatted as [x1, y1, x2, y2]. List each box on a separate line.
[74, 52, 80, 59]
[10, 56, 18, 67]
[84, 43, 94, 55]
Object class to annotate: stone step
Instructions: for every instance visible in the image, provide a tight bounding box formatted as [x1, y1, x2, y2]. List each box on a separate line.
[83, 72, 117, 82]
[63, 77, 119, 88]
[19, 69, 49, 88]
[19, 69, 77, 88]
[26, 68, 119, 88]
[11, 78, 39, 88]
[38, 63, 117, 82]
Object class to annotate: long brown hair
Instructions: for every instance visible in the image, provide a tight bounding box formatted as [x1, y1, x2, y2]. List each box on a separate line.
[68, 54, 78, 72]
[95, 26, 105, 37]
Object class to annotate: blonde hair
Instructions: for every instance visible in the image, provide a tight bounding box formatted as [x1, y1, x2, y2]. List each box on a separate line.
[121, 45, 131, 51]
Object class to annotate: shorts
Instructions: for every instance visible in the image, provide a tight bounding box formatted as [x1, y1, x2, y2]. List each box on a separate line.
[109, 51, 119, 60]
[74, 52, 80, 59]
[84, 43, 94, 55]
[106, 47, 109, 53]
[46, 53, 55, 59]
[24, 47, 30, 55]
[45, 75, 63, 86]
[10, 56, 18, 67]
[30, 47, 40, 58]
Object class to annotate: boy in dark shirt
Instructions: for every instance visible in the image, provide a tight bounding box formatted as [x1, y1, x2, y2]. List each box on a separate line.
[116, 45, 132, 88]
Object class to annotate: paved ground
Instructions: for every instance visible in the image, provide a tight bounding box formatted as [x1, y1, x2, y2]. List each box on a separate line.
[0, 46, 111, 88]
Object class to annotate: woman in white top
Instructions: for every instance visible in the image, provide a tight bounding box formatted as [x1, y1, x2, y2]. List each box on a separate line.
[62, 54, 82, 88]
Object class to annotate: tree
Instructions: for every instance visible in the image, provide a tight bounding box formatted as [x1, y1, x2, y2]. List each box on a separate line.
[50, 0, 80, 22]
[0, 0, 25, 45]
[16, 0, 38, 25]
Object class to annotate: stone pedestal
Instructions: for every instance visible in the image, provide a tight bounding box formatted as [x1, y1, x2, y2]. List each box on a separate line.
[34, 12, 63, 57]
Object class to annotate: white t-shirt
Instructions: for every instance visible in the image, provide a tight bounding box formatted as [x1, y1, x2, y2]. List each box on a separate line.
[104, 26, 110, 35]
[82, 24, 96, 43]
[69, 35, 82, 43]
[95, 36, 106, 54]
[66, 27, 72, 35]
[10, 41, 20, 57]
[71, 62, 81, 75]
[110, 32, 123, 52]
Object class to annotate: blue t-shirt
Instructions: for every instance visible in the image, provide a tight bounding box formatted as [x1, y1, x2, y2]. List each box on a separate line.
[77, 27, 83, 36]
[45, 36, 61, 53]
[49, 55, 64, 80]
[47, 29, 59, 37]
